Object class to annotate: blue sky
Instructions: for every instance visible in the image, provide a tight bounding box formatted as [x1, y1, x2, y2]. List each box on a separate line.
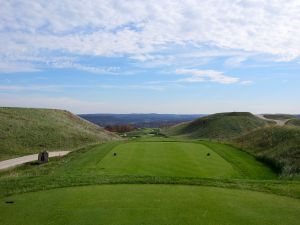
[0, 0, 299, 114]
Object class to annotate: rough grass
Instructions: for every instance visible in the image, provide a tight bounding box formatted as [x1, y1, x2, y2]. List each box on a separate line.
[233, 126, 300, 176]
[1, 184, 300, 225]
[286, 118, 300, 127]
[164, 112, 273, 140]
[0, 107, 119, 160]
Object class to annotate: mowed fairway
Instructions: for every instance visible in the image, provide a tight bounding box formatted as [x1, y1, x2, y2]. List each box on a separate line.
[99, 141, 237, 178]
[1, 184, 300, 225]
[59, 140, 275, 179]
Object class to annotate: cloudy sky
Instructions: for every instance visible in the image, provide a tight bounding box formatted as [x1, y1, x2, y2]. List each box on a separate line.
[0, 0, 299, 114]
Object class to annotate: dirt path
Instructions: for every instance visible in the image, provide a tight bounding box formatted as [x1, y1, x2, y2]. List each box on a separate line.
[256, 114, 289, 126]
[0, 151, 70, 170]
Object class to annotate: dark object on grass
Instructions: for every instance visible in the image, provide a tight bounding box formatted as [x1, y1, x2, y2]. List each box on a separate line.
[5, 201, 14, 204]
[38, 151, 49, 164]
[207, 153, 210, 156]
[113, 152, 117, 156]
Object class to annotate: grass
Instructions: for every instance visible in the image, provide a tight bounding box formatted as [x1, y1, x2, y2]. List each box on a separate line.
[200, 141, 276, 179]
[164, 112, 273, 140]
[286, 118, 300, 127]
[233, 126, 300, 176]
[0, 107, 119, 160]
[98, 141, 240, 178]
[1, 184, 300, 225]
[0, 135, 299, 224]
[0, 139, 286, 199]
[0, 139, 275, 179]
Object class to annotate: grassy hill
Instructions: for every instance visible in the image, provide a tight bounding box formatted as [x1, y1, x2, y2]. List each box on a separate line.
[286, 118, 300, 127]
[164, 112, 273, 140]
[0, 107, 119, 160]
[233, 126, 300, 176]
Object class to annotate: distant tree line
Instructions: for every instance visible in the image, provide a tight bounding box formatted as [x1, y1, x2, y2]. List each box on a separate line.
[105, 124, 136, 133]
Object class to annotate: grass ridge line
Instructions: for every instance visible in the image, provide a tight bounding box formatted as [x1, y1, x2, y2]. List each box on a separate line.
[1, 174, 299, 199]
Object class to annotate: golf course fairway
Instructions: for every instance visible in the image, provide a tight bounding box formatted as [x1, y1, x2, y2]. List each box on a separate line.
[57, 140, 276, 179]
[0, 138, 298, 225]
[1, 184, 300, 225]
[99, 141, 237, 178]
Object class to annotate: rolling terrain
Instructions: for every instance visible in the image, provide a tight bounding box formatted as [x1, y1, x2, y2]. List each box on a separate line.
[286, 118, 300, 127]
[0, 107, 118, 161]
[164, 112, 273, 139]
[0, 111, 299, 225]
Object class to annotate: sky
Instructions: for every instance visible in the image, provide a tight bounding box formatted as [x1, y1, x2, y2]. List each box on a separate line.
[0, 0, 299, 114]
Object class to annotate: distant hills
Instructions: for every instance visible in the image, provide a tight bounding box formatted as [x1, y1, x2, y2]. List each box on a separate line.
[79, 113, 205, 128]
[0, 107, 119, 160]
[164, 112, 273, 140]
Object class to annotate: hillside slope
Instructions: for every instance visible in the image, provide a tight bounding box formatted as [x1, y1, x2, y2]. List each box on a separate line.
[286, 118, 300, 127]
[0, 107, 119, 160]
[233, 126, 300, 176]
[164, 112, 273, 140]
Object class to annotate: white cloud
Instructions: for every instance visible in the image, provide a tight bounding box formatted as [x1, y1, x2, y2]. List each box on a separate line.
[224, 56, 248, 67]
[0, 84, 167, 92]
[50, 60, 120, 74]
[1, 0, 300, 72]
[240, 80, 254, 85]
[0, 61, 40, 73]
[176, 69, 240, 84]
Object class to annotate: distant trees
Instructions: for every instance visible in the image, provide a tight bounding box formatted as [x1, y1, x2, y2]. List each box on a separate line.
[105, 124, 136, 133]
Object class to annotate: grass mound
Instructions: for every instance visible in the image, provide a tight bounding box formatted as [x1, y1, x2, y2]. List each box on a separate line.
[165, 112, 272, 140]
[0, 107, 119, 160]
[286, 118, 300, 127]
[233, 126, 300, 176]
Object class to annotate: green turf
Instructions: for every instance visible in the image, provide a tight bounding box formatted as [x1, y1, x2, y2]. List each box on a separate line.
[0, 137, 298, 224]
[0, 139, 280, 197]
[0, 107, 119, 160]
[98, 141, 238, 178]
[33, 140, 275, 179]
[1, 184, 299, 225]
[200, 141, 276, 179]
